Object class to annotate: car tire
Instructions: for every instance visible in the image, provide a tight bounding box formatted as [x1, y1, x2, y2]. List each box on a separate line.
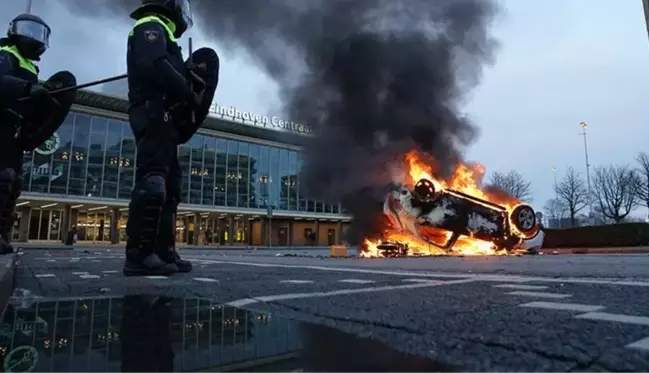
[414, 179, 436, 202]
[511, 204, 537, 233]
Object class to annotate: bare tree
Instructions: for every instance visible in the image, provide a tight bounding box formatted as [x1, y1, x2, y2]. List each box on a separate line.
[590, 204, 612, 225]
[555, 167, 589, 227]
[592, 165, 639, 223]
[488, 170, 533, 202]
[635, 152, 649, 211]
[543, 198, 567, 223]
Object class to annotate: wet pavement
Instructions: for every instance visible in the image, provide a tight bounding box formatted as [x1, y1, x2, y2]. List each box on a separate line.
[5, 248, 649, 371]
[1, 294, 452, 372]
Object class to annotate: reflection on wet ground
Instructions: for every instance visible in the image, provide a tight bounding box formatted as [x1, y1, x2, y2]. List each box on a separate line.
[0, 294, 451, 372]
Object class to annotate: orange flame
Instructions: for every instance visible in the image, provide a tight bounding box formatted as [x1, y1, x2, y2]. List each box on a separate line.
[362, 150, 526, 258]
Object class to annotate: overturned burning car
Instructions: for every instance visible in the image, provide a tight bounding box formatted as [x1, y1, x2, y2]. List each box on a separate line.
[377, 178, 540, 256]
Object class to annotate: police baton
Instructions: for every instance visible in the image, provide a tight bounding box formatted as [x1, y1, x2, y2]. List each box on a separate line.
[18, 73, 128, 102]
[187, 37, 196, 126]
[50, 73, 128, 95]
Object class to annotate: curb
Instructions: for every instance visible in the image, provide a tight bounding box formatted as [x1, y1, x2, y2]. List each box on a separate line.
[15, 245, 74, 251]
[15, 244, 334, 251]
[0, 252, 17, 318]
[538, 247, 649, 255]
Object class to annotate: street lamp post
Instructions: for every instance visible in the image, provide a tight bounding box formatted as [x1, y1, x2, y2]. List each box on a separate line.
[260, 175, 272, 246]
[552, 166, 557, 195]
[643, 0, 649, 43]
[579, 121, 592, 213]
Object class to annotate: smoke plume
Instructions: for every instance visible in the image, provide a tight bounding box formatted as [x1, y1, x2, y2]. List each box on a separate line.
[56, 0, 501, 244]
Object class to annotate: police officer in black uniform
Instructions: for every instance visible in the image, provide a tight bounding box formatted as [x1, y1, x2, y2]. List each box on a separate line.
[0, 14, 76, 255]
[124, 0, 219, 276]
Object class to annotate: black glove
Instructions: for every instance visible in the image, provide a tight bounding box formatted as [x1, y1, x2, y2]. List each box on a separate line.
[185, 58, 196, 70]
[27, 84, 49, 98]
[188, 70, 206, 92]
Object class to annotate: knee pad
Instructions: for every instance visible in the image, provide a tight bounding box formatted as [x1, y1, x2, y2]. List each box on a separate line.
[162, 196, 177, 212]
[133, 174, 166, 208]
[127, 174, 167, 245]
[159, 199, 176, 240]
[0, 169, 17, 195]
[0, 169, 18, 233]
[11, 176, 23, 200]
[167, 183, 182, 206]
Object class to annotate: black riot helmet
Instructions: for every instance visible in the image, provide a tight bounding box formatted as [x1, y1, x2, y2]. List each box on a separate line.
[4, 13, 51, 61]
[130, 0, 193, 39]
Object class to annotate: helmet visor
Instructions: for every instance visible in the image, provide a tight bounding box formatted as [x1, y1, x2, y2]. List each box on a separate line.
[11, 19, 50, 47]
[178, 0, 193, 30]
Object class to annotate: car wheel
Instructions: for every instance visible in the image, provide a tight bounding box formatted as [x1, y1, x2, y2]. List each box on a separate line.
[414, 179, 436, 202]
[511, 205, 537, 233]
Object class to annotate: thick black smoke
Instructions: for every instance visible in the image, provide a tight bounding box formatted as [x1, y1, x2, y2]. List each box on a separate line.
[56, 0, 500, 244]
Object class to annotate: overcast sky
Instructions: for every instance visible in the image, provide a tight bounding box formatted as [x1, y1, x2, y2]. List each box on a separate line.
[2, 0, 648, 213]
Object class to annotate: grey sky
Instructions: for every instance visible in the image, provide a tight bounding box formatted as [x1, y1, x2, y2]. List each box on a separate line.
[2, 0, 648, 212]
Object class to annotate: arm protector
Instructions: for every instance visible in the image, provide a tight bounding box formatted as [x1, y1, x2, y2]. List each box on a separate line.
[131, 23, 194, 103]
[0, 52, 29, 104]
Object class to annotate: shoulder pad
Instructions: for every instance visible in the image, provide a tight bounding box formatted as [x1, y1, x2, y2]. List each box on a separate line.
[132, 21, 168, 43]
[0, 50, 17, 67]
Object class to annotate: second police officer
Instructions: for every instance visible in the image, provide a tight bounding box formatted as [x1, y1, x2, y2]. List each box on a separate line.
[0, 13, 76, 255]
[123, 0, 219, 276]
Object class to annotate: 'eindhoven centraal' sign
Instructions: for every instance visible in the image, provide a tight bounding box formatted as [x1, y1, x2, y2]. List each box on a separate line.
[208, 103, 313, 136]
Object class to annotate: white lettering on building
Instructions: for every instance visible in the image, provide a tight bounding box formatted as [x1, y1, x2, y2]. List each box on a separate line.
[208, 103, 313, 135]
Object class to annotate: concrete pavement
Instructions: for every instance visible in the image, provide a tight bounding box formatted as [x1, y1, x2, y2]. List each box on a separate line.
[9, 248, 649, 371]
[16, 240, 649, 257]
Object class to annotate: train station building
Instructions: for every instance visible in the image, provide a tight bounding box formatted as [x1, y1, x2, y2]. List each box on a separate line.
[12, 88, 351, 246]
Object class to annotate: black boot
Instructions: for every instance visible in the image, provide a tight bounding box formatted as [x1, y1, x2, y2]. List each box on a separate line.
[159, 197, 192, 273]
[123, 177, 179, 276]
[172, 249, 193, 273]
[123, 242, 178, 277]
[0, 235, 13, 255]
[0, 170, 18, 256]
[158, 242, 192, 273]
[158, 232, 193, 273]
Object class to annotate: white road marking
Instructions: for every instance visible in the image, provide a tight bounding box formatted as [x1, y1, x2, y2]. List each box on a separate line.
[518, 301, 605, 313]
[144, 276, 168, 280]
[35, 274, 55, 278]
[102, 270, 118, 274]
[575, 312, 649, 326]
[627, 336, 649, 351]
[494, 284, 549, 290]
[192, 259, 216, 265]
[338, 279, 376, 284]
[72, 272, 89, 275]
[69, 258, 80, 262]
[193, 277, 219, 283]
[46, 260, 56, 263]
[507, 291, 572, 299]
[79, 274, 100, 279]
[402, 278, 438, 283]
[186, 258, 649, 287]
[280, 280, 314, 284]
[227, 278, 477, 308]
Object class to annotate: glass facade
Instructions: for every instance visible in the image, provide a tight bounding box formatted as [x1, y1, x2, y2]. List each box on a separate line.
[22, 111, 341, 214]
[0, 296, 302, 372]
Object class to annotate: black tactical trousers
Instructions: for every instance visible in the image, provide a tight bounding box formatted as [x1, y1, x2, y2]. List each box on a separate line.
[0, 132, 24, 246]
[126, 107, 182, 258]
